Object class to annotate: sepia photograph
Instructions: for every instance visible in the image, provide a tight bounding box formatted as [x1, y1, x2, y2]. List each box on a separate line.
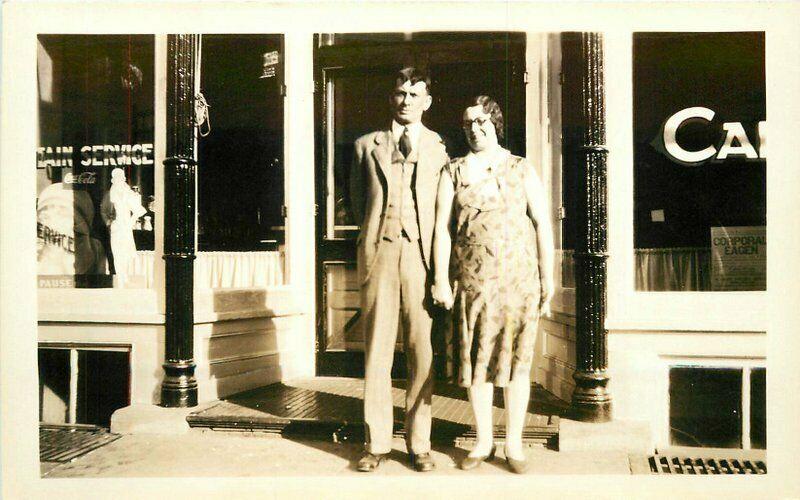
[2, 2, 799, 498]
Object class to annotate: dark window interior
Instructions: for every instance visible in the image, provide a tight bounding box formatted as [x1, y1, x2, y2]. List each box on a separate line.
[750, 367, 766, 449]
[669, 366, 743, 448]
[559, 32, 583, 253]
[77, 350, 131, 427]
[198, 34, 285, 251]
[632, 32, 765, 250]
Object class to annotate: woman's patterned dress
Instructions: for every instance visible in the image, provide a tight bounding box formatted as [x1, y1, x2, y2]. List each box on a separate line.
[446, 149, 541, 388]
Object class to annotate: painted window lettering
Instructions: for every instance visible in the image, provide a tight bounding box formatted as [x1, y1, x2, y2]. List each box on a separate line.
[660, 107, 765, 165]
[36, 143, 155, 169]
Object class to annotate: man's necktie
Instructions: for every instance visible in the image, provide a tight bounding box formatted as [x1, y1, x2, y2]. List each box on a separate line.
[399, 126, 413, 158]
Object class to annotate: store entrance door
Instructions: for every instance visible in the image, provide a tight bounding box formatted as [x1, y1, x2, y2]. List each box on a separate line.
[314, 33, 526, 377]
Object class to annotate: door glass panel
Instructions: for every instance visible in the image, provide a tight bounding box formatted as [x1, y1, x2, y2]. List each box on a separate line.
[327, 69, 395, 240]
[324, 55, 526, 240]
[559, 32, 582, 289]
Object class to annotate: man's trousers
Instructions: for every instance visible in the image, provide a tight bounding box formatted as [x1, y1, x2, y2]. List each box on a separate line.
[362, 236, 434, 455]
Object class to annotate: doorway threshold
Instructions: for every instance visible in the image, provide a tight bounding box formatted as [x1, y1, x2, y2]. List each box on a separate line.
[187, 377, 562, 448]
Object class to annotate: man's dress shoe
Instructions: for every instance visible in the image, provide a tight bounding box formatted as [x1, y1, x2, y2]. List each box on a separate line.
[357, 452, 388, 472]
[410, 452, 436, 472]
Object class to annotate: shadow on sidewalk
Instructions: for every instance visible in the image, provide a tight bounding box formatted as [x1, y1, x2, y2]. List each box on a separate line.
[188, 377, 562, 466]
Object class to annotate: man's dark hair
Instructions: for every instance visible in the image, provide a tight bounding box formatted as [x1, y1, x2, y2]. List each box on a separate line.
[395, 67, 432, 94]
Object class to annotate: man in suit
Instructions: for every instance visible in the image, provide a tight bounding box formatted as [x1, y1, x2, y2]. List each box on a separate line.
[350, 67, 449, 472]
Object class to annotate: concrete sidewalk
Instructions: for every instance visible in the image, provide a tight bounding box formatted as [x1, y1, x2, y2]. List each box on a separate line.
[42, 430, 633, 478]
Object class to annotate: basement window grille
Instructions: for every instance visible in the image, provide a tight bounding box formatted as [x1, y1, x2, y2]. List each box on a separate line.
[40, 424, 122, 464]
[648, 455, 766, 475]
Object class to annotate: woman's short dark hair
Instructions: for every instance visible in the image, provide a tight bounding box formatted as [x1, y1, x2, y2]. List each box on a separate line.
[395, 67, 432, 95]
[469, 95, 504, 140]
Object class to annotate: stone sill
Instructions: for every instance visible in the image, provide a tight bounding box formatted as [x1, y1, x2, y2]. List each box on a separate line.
[38, 286, 306, 324]
[194, 286, 305, 323]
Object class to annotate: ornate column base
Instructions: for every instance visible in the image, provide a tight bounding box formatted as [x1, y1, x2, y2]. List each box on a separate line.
[160, 361, 198, 408]
[570, 370, 612, 422]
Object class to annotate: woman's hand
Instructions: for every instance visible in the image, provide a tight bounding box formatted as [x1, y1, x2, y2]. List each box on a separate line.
[431, 280, 455, 310]
[540, 277, 554, 317]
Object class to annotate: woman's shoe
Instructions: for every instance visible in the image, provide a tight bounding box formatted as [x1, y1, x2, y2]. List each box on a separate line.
[504, 451, 529, 474]
[460, 444, 497, 470]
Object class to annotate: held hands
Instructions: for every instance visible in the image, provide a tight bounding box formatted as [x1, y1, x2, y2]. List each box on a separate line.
[540, 277, 555, 318]
[431, 279, 455, 310]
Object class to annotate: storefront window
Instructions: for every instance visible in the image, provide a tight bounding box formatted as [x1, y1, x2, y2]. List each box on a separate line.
[37, 35, 155, 289]
[633, 32, 765, 291]
[197, 34, 285, 253]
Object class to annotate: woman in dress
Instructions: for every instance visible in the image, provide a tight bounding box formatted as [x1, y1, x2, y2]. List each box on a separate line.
[432, 96, 554, 473]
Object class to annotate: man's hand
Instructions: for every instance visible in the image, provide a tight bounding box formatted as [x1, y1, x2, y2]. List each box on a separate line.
[431, 280, 454, 310]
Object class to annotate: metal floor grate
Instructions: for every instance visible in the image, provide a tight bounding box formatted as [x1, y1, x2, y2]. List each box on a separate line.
[648, 455, 767, 475]
[40, 424, 122, 463]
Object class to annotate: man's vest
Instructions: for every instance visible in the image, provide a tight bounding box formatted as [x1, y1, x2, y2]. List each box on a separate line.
[383, 147, 419, 241]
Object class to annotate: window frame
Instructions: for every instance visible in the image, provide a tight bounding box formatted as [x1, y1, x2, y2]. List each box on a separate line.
[660, 356, 766, 450]
[38, 342, 132, 426]
[604, 31, 767, 333]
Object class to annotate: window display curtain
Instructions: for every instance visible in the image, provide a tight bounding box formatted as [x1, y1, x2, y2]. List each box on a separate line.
[635, 247, 710, 291]
[541, 248, 710, 292]
[134, 251, 285, 288]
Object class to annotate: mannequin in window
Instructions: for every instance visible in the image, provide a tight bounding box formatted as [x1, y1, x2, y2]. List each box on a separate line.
[102, 168, 146, 287]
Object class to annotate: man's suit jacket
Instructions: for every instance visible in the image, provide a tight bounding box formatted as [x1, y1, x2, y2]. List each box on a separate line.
[350, 125, 449, 284]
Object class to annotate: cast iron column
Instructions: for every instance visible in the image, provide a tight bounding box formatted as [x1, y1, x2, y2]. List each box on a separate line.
[160, 34, 198, 407]
[570, 32, 612, 422]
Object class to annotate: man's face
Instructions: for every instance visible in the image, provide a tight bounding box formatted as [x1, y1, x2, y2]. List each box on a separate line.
[391, 79, 432, 125]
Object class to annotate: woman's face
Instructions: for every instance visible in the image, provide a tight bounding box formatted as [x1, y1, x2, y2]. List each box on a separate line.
[463, 104, 498, 153]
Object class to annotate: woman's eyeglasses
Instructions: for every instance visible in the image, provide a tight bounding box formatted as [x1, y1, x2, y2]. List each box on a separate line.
[462, 117, 491, 130]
